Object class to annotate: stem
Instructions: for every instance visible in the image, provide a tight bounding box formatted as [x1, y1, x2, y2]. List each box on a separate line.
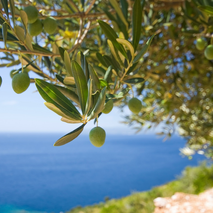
[85, 0, 96, 15]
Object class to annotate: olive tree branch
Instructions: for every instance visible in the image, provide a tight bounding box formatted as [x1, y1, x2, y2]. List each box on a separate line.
[85, 0, 96, 15]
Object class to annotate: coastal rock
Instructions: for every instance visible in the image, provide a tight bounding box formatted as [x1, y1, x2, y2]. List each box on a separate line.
[153, 188, 213, 213]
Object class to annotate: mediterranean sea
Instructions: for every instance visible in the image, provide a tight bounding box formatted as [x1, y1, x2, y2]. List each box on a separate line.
[0, 133, 205, 213]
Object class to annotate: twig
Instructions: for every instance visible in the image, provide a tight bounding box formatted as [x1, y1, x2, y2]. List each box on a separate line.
[85, 0, 96, 15]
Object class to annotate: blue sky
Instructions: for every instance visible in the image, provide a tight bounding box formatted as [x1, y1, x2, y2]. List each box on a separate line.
[0, 66, 153, 134]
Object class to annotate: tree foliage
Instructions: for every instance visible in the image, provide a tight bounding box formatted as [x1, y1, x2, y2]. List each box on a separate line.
[0, 0, 213, 158]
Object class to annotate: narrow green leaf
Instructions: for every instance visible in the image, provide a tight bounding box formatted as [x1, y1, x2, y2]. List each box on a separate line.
[54, 85, 80, 105]
[35, 79, 81, 119]
[0, 76, 2, 87]
[132, 0, 142, 50]
[116, 38, 135, 61]
[88, 64, 100, 93]
[44, 102, 78, 120]
[64, 50, 73, 76]
[107, 39, 125, 67]
[2, 22, 8, 48]
[59, 47, 65, 60]
[88, 87, 106, 120]
[109, 0, 128, 28]
[104, 66, 112, 82]
[71, 61, 88, 114]
[84, 79, 93, 115]
[133, 35, 155, 63]
[54, 124, 85, 146]
[120, 0, 128, 20]
[61, 117, 82, 124]
[9, 0, 15, 24]
[124, 77, 144, 84]
[1, 0, 9, 18]
[98, 20, 127, 58]
[96, 52, 108, 67]
[20, 10, 28, 38]
[36, 83, 81, 121]
[198, 5, 213, 16]
[33, 44, 53, 54]
[93, 65, 105, 76]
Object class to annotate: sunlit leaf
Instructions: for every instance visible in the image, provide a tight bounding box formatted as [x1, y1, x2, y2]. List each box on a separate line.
[64, 50, 73, 76]
[98, 20, 127, 58]
[84, 79, 93, 115]
[109, 0, 128, 28]
[54, 124, 85, 146]
[35, 79, 81, 119]
[198, 5, 213, 16]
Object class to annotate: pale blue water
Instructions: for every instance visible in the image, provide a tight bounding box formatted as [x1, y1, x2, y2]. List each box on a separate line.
[0, 133, 205, 213]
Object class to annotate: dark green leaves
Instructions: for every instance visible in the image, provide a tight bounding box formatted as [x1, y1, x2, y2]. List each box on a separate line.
[132, 0, 142, 50]
[71, 61, 88, 114]
[0, 76, 2, 87]
[1, 0, 9, 18]
[35, 79, 82, 120]
[124, 78, 144, 84]
[133, 34, 155, 63]
[9, 0, 15, 24]
[98, 20, 127, 58]
[198, 5, 213, 16]
[2, 22, 8, 48]
[54, 124, 85, 146]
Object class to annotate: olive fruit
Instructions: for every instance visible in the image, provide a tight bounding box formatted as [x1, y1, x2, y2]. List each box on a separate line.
[102, 99, 113, 114]
[128, 97, 142, 114]
[204, 45, 213, 60]
[43, 17, 57, 34]
[24, 6, 39, 24]
[12, 72, 30, 94]
[89, 127, 106, 147]
[28, 19, 43, 36]
[195, 38, 207, 50]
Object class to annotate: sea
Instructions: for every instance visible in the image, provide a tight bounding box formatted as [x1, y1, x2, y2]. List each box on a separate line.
[0, 133, 206, 213]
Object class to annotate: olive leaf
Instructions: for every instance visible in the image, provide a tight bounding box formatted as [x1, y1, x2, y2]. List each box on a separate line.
[1, 0, 9, 18]
[2, 22, 8, 48]
[0, 76, 2, 87]
[88, 87, 106, 120]
[98, 20, 127, 58]
[9, 0, 15, 24]
[132, 0, 142, 50]
[124, 78, 144, 84]
[198, 5, 213, 16]
[71, 60, 88, 115]
[88, 64, 100, 93]
[64, 50, 73, 76]
[54, 124, 86, 146]
[109, 0, 128, 28]
[133, 34, 155, 63]
[35, 79, 82, 120]
[84, 79, 93, 115]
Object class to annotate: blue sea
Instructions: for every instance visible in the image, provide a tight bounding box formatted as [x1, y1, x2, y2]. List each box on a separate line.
[0, 133, 205, 213]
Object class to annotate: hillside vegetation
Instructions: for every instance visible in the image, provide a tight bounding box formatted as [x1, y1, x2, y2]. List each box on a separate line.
[67, 161, 213, 213]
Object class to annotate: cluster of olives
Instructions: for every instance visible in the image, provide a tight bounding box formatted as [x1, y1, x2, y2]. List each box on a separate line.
[24, 6, 57, 36]
[196, 38, 213, 60]
[11, 70, 30, 94]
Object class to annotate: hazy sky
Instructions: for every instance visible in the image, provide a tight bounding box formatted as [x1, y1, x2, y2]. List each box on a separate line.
[0, 67, 155, 135]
